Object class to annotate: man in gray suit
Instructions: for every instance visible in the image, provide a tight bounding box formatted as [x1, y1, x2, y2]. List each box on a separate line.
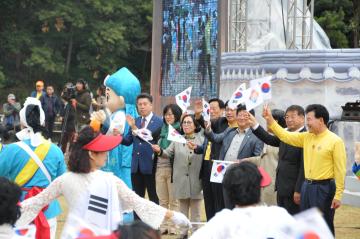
[205, 104, 264, 208]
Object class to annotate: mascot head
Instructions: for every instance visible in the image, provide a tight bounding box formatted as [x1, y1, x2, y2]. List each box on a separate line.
[104, 67, 141, 113]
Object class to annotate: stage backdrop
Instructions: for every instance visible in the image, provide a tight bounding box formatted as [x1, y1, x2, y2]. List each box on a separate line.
[151, 0, 228, 114]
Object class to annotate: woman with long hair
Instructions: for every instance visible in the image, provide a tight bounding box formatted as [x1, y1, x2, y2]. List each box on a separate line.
[156, 104, 182, 235]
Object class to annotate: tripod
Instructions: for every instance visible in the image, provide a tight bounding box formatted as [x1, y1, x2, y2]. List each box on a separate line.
[58, 103, 72, 148]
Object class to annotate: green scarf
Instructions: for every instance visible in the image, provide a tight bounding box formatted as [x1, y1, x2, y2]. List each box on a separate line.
[159, 121, 181, 149]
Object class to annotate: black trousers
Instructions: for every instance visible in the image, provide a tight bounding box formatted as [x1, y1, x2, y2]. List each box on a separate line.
[45, 116, 55, 139]
[300, 180, 336, 235]
[277, 194, 300, 215]
[202, 161, 225, 221]
[131, 171, 159, 217]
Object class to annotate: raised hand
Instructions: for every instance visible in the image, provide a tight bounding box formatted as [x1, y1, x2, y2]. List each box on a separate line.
[247, 111, 258, 127]
[204, 120, 212, 132]
[262, 103, 275, 125]
[194, 99, 203, 118]
[126, 115, 136, 129]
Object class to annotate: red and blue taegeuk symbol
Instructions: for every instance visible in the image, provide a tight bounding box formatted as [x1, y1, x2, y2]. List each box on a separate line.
[77, 228, 95, 238]
[261, 83, 270, 93]
[297, 231, 320, 239]
[15, 229, 29, 236]
[216, 164, 225, 173]
[234, 91, 242, 99]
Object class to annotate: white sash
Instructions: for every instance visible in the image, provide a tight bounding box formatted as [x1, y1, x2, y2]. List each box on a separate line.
[15, 141, 52, 183]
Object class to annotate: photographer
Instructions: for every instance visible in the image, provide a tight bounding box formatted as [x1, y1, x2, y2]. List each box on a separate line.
[59, 83, 76, 153]
[73, 79, 91, 130]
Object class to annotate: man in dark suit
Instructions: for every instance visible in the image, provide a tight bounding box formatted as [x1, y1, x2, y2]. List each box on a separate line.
[195, 98, 227, 221]
[122, 93, 163, 206]
[249, 105, 305, 215]
[205, 104, 264, 208]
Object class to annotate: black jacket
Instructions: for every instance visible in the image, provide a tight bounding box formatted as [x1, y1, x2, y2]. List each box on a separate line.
[252, 125, 305, 197]
[40, 94, 61, 118]
[75, 89, 91, 126]
[197, 116, 229, 179]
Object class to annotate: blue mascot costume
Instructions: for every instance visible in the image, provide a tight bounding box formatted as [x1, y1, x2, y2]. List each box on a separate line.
[91, 67, 141, 223]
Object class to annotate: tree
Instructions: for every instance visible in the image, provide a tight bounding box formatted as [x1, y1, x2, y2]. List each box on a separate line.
[314, 0, 355, 48]
[0, 0, 153, 102]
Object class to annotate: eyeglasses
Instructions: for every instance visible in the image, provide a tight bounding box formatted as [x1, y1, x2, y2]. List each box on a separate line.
[182, 121, 193, 125]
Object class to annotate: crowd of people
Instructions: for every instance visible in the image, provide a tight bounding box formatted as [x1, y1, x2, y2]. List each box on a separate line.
[0, 75, 350, 239]
[0, 80, 106, 148]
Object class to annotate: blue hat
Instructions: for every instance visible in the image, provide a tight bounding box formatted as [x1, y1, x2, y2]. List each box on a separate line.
[104, 67, 141, 104]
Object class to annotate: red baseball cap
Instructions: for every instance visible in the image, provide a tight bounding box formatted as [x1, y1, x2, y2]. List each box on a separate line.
[258, 166, 272, 187]
[82, 134, 122, 152]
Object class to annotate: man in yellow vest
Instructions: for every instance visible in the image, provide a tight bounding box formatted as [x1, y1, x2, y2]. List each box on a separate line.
[0, 97, 66, 239]
[262, 103, 346, 235]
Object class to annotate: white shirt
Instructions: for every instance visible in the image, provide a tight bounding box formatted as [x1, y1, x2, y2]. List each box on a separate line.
[141, 112, 153, 128]
[17, 171, 167, 236]
[223, 128, 248, 162]
[190, 206, 296, 239]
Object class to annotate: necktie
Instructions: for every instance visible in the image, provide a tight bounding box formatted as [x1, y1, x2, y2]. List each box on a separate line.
[141, 117, 146, 128]
[204, 142, 212, 160]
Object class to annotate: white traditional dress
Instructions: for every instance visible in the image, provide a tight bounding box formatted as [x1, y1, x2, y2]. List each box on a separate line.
[190, 206, 296, 239]
[16, 170, 167, 238]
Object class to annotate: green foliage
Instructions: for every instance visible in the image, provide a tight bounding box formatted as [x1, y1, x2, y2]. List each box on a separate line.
[0, 0, 153, 102]
[314, 0, 356, 48]
[0, 67, 5, 88]
[24, 47, 65, 73]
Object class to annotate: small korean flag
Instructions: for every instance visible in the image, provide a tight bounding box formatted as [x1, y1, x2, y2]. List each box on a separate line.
[250, 75, 272, 100]
[13, 225, 36, 239]
[167, 124, 187, 144]
[228, 83, 246, 109]
[210, 160, 234, 183]
[135, 128, 153, 142]
[175, 86, 192, 112]
[243, 84, 264, 111]
[202, 98, 211, 122]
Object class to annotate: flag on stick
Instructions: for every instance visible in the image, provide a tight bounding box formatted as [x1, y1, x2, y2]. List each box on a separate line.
[167, 124, 187, 144]
[210, 160, 234, 183]
[202, 98, 210, 122]
[135, 128, 153, 143]
[250, 76, 272, 100]
[243, 84, 264, 111]
[175, 86, 192, 112]
[228, 83, 246, 109]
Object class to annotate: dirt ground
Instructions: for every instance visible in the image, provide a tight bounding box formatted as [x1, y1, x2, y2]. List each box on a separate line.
[56, 197, 360, 239]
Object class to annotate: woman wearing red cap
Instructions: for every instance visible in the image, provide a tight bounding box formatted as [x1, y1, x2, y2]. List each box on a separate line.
[16, 126, 191, 238]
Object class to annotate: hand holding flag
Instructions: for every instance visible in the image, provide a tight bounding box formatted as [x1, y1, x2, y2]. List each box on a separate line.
[176, 86, 192, 112]
[125, 115, 136, 130]
[134, 128, 153, 145]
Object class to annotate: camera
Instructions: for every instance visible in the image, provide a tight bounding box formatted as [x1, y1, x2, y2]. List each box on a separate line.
[62, 82, 76, 101]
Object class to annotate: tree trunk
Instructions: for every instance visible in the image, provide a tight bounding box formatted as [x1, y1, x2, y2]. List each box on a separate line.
[65, 26, 74, 76]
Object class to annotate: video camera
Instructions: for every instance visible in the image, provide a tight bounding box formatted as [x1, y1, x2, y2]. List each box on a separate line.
[62, 82, 76, 101]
